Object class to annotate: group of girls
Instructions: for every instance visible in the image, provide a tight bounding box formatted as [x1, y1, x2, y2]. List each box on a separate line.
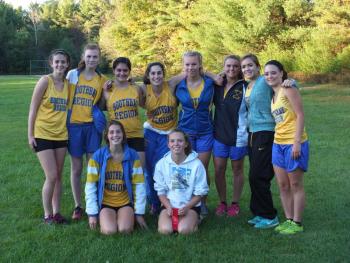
[28, 43, 309, 236]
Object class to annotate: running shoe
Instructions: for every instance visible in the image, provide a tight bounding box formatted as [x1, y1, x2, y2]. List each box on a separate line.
[248, 216, 262, 225]
[274, 219, 292, 232]
[72, 206, 84, 220]
[215, 202, 227, 216]
[43, 215, 53, 225]
[279, 221, 303, 235]
[254, 216, 279, 229]
[53, 213, 68, 224]
[227, 203, 240, 217]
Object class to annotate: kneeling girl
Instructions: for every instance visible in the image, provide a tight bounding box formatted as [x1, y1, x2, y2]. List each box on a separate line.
[85, 121, 147, 234]
[154, 129, 209, 234]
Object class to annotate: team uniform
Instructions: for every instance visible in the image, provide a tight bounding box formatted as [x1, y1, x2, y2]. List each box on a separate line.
[85, 145, 146, 216]
[154, 151, 209, 215]
[213, 79, 248, 160]
[34, 75, 69, 152]
[271, 88, 309, 172]
[245, 76, 277, 220]
[176, 76, 214, 152]
[143, 83, 178, 211]
[66, 69, 106, 157]
[106, 84, 144, 151]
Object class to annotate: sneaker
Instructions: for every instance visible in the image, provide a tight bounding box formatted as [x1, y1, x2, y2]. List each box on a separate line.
[53, 213, 69, 224]
[248, 216, 262, 225]
[274, 219, 292, 232]
[72, 206, 84, 220]
[227, 203, 240, 217]
[254, 216, 279, 229]
[279, 221, 304, 235]
[43, 215, 53, 225]
[200, 203, 209, 217]
[215, 202, 227, 216]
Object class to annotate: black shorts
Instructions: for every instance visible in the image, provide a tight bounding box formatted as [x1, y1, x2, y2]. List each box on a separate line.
[34, 138, 68, 153]
[160, 206, 201, 217]
[127, 137, 145, 152]
[101, 203, 133, 213]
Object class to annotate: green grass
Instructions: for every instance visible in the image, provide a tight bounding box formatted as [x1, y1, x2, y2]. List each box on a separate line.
[0, 76, 349, 262]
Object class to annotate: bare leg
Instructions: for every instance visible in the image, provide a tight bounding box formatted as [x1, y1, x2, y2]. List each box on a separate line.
[70, 156, 83, 208]
[289, 169, 305, 223]
[198, 151, 211, 205]
[213, 157, 228, 203]
[117, 206, 135, 234]
[158, 209, 173, 235]
[274, 165, 293, 219]
[178, 210, 199, 234]
[231, 159, 244, 203]
[37, 150, 59, 217]
[52, 147, 67, 214]
[99, 208, 118, 235]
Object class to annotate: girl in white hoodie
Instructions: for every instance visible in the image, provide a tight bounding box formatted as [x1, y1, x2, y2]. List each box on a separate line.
[154, 129, 209, 234]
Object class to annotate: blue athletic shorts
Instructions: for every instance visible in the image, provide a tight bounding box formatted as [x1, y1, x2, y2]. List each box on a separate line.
[213, 139, 248, 160]
[272, 141, 309, 172]
[68, 123, 102, 157]
[188, 133, 213, 153]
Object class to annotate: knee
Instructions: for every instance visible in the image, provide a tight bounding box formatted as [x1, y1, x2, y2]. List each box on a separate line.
[45, 172, 59, 184]
[158, 225, 173, 235]
[100, 228, 118, 235]
[290, 181, 303, 192]
[279, 182, 290, 192]
[178, 225, 197, 235]
[118, 225, 133, 234]
[233, 168, 243, 178]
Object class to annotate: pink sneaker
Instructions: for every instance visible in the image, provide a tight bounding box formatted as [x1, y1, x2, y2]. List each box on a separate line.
[215, 202, 227, 216]
[227, 203, 240, 217]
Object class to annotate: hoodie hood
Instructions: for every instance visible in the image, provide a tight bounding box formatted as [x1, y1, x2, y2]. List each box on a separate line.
[162, 150, 199, 165]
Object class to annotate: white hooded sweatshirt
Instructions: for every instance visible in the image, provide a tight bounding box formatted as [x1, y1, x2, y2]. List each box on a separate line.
[154, 151, 209, 209]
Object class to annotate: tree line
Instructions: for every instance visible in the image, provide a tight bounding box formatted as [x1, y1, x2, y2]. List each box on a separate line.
[1, 0, 349, 75]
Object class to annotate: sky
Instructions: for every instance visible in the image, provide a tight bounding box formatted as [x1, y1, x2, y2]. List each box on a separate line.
[4, 0, 47, 9]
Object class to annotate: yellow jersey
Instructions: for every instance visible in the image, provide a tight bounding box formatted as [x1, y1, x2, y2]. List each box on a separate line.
[34, 75, 69, 140]
[102, 160, 130, 207]
[70, 73, 106, 123]
[145, 83, 177, 131]
[271, 88, 308, 144]
[106, 84, 143, 138]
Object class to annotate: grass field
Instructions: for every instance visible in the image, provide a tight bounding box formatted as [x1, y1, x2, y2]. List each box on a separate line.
[0, 75, 349, 262]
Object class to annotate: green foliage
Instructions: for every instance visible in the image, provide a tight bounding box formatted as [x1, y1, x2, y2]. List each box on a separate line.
[3, 0, 350, 75]
[0, 1, 31, 73]
[77, 0, 110, 41]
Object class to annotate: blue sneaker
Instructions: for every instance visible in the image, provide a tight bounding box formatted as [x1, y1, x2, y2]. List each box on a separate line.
[254, 216, 279, 229]
[248, 216, 262, 225]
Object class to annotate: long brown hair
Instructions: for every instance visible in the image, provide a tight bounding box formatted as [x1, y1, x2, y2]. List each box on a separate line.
[104, 120, 127, 148]
[48, 49, 71, 76]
